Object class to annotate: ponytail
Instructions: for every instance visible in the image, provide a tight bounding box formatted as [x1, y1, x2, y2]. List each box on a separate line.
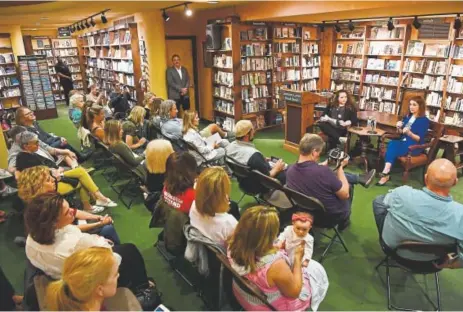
[45, 280, 84, 311]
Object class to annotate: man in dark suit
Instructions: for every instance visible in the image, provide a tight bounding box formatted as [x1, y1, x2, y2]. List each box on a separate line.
[166, 54, 190, 115]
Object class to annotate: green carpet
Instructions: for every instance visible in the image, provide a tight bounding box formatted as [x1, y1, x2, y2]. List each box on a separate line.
[1, 105, 462, 310]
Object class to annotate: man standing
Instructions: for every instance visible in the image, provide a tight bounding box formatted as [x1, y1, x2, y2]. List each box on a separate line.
[54, 56, 73, 106]
[166, 54, 190, 116]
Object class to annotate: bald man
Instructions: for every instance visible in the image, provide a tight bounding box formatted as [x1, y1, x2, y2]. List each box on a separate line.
[373, 159, 462, 270]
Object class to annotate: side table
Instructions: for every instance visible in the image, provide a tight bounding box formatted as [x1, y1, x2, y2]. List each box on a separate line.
[439, 135, 463, 172]
[347, 127, 385, 172]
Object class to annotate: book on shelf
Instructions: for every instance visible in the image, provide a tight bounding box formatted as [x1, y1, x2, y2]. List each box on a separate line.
[214, 86, 234, 100]
[241, 72, 271, 85]
[445, 95, 463, 112]
[302, 79, 317, 92]
[423, 44, 450, 57]
[450, 64, 463, 77]
[330, 81, 360, 95]
[339, 30, 364, 39]
[332, 56, 363, 68]
[403, 59, 425, 73]
[214, 54, 233, 69]
[366, 58, 401, 71]
[274, 55, 300, 67]
[335, 44, 343, 54]
[274, 69, 300, 82]
[302, 55, 320, 67]
[242, 85, 269, 100]
[370, 26, 403, 39]
[214, 100, 235, 115]
[243, 99, 268, 114]
[368, 42, 402, 55]
[222, 38, 232, 50]
[406, 41, 425, 56]
[214, 71, 234, 86]
[425, 91, 442, 107]
[122, 30, 131, 44]
[53, 39, 76, 48]
[425, 61, 447, 75]
[241, 57, 272, 71]
[362, 85, 397, 101]
[443, 113, 463, 127]
[447, 77, 463, 94]
[452, 45, 463, 59]
[241, 43, 271, 56]
[406, 75, 444, 90]
[0, 53, 14, 63]
[302, 42, 318, 55]
[273, 42, 300, 53]
[303, 31, 311, 40]
[331, 69, 360, 81]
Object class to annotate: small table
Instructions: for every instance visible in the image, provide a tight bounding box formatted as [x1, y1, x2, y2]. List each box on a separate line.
[357, 111, 399, 132]
[439, 135, 463, 171]
[347, 127, 386, 172]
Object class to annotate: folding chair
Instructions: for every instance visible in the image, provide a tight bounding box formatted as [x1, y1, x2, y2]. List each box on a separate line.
[252, 170, 293, 210]
[179, 138, 215, 169]
[225, 157, 265, 204]
[283, 186, 349, 263]
[110, 153, 145, 209]
[376, 240, 456, 311]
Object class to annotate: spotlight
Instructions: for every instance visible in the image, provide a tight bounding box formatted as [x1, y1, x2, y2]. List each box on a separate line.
[70, 26, 74, 33]
[81, 21, 86, 29]
[162, 9, 170, 22]
[334, 21, 341, 33]
[412, 16, 421, 29]
[90, 17, 96, 27]
[85, 19, 91, 28]
[348, 20, 355, 32]
[319, 21, 325, 33]
[76, 23, 81, 31]
[184, 4, 192, 17]
[387, 17, 395, 31]
[101, 12, 108, 24]
[454, 14, 462, 30]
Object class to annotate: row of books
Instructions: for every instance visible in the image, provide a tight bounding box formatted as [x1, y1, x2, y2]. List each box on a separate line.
[447, 77, 463, 94]
[242, 85, 270, 100]
[445, 96, 463, 112]
[406, 41, 450, 57]
[359, 99, 398, 114]
[274, 56, 300, 67]
[274, 69, 300, 82]
[339, 30, 364, 39]
[243, 99, 268, 114]
[302, 79, 317, 91]
[367, 42, 402, 55]
[302, 43, 319, 55]
[425, 92, 443, 108]
[214, 86, 233, 100]
[53, 39, 76, 49]
[0, 53, 14, 64]
[19, 58, 55, 110]
[335, 42, 364, 55]
[370, 27, 404, 40]
[214, 54, 233, 69]
[450, 65, 463, 77]
[302, 67, 320, 79]
[33, 50, 53, 58]
[302, 56, 320, 67]
[443, 113, 463, 127]
[241, 43, 272, 57]
[403, 59, 447, 75]
[55, 48, 78, 57]
[90, 58, 134, 73]
[330, 81, 360, 95]
[0, 87, 20, 98]
[240, 28, 269, 41]
[366, 59, 401, 71]
[362, 86, 397, 101]
[214, 71, 233, 86]
[332, 56, 363, 68]
[274, 27, 302, 39]
[274, 42, 300, 53]
[452, 45, 463, 59]
[241, 72, 271, 85]
[215, 100, 234, 115]
[331, 69, 361, 81]
[405, 75, 444, 91]
[241, 57, 272, 71]
[0, 76, 19, 88]
[364, 74, 399, 86]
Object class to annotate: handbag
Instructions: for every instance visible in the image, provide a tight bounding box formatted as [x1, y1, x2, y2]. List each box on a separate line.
[134, 282, 162, 311]
[60, 176, 79, 188]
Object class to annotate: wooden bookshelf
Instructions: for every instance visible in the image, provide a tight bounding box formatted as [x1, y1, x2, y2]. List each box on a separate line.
[77, 22, 142, 104]
[0, 34, 22, 110]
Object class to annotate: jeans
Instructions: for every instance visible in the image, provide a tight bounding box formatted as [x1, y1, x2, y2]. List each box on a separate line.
[98, 224, 121, 245]
[58, 167, 99, 202]
[317, 121, 347, 149]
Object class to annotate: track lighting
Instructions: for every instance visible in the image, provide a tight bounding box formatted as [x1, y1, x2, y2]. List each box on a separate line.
[412, 16, 421, 29]
[184, 4, 192, 16]
[387, 17, 395, 31]
[319, 21, 325, 33]
[454, 14, 462, 30]
[347, 20, 355, 32]
[90, 18, 96, 27]
[334, 21, 341, 33]
[81, 21, 87, 29]
[101, 12, 108, 24]
[76, 23, 81, 31]
[85, 19, 91, 28]
[162, 10, 170, 22]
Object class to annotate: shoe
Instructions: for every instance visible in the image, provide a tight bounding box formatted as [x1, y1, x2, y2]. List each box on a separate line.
[85, 167, 96, 175]
[376, 173, 390, 186]
[96, 199, 118, 207]
[359, 169, 376, 188]
[339, 137, 348, 144]
[88, 205, 105, 214]
[14, 236, 26, 247]
[0, 185, 18, 198]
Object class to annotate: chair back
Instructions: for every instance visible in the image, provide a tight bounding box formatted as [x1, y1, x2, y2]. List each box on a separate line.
[225, 157, 252, 180]
[397, 240, 456, 257]
[181, 138, 210, 165]
[252, 170, 284, 192]
[425, 121, 445, 162]
[283, 185, 325, 212]
[215, 253, 277, 311]
[226, 157, 267, 195]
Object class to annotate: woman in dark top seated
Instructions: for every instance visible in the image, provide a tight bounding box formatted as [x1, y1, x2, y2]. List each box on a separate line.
[104, 120, 147, 181]
[122, 106, 147, 154]
[81, 104, 105, 141]
[15, 131, 117, 213]
[145, 139, 174, 193]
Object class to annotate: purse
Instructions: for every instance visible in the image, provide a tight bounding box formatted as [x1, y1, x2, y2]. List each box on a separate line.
[134, 282, 162, 311]
[60, 177, 79, 188]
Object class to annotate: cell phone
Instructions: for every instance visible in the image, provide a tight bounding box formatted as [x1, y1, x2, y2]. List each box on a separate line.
[154, 304, 170, 312]
[271, 156, 280, 162]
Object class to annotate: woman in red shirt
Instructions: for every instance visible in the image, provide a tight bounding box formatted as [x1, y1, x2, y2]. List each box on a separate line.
[163, 152, 197, 214]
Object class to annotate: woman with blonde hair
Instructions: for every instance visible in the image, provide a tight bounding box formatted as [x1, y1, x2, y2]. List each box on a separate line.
[189, 167, 239, 246]
[122, 106, 147, 153]
[182, 110, 229, 166]
[45, 247, 120, 311]
[145, 139, 174, 193]
[82, 104, 105, 141]
[143, 92, 161, 120]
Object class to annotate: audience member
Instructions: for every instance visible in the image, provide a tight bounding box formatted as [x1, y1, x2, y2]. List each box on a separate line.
[45, 247, 120, 311]
[109, 82, 131, 116]
[25, 192, 152, 291]
[86, 84, 105, 106]
[155, 100, 182, 140]
[373, 159, 463, 270]
[189, 167, 239, 247]
[18, 166, 120, 241]
[163, 152, 197, 214]
[377, 96, 430, 186]
[82, 105, 105, 141]
[143, 92, 160, 120]
[105, 120, 147, 181]
[122, 106, 147, 153]
[145, 139, 174, 193]
[0, 265, 22, 310]
[286, 134, 375, 231]
[69, 93, 85, 127]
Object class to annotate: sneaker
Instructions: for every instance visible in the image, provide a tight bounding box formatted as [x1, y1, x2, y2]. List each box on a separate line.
[0, 185, 18, 198]
[96, 199, 118, 208]
[14, 236, 26, 247]
[358, 169, 376, 188]
[339, 137, 348, 144]
[88, 205, 105, 214]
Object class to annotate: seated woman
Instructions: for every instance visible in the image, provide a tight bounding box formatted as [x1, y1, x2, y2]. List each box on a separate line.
[46, 247, 120, 311]
[104, 120, 147, 181]
[122, 106, 147, 153]
[69, 93, 85, 128]
[317, 89, 357, 150]
[163, 152, 197, 214]
[25, 192, 152, 293]
[189, 167, 239, 247]
[377, 96, 430, 186]
[15, 131, 117, 212]
[182, 110, 229, 166]
[143, 92, 161, 120]
[228, 206, 328, 311]
[18, 166, 120, 243]
[145, 139, 174, 193]
[86, 84, 105, 106]
[82, 105, 105, 141]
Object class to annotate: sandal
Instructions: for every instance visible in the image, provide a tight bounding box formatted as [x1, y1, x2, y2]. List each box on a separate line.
[376, 173, 390, 186]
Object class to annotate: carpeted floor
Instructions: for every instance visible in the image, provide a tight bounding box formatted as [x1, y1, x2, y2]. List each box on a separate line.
[1, 105, 462, 310]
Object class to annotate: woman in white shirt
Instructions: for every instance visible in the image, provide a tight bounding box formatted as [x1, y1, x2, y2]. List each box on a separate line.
[25, 192, 151, 291]
[189, 167, 240, 247]
[182, 110, 229, 166]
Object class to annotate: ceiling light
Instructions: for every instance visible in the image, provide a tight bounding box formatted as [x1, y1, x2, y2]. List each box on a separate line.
[76, 23, 81, 31]
[334, 21, 341, 33]
[70, 25, 74, 33]
[90, 17, 96, 27]
[454, 14, 462, 30]
[387, 17, 395, 31]
[101, 12, 108, 24]
[207, 0, 219, 3]
[184, 4, 192, 17]
[40, 17, 49, 20]
[81, 21, 86, 29]
[347, 20, 355, 32]
[162, 10, 170, 22]
[319, 21, 325, 33]
[85, 19, 91, 28]
[412, 16, 421, 29]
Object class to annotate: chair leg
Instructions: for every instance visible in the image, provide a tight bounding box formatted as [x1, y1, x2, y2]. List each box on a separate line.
[434, 272, 442, 311]
[334, 227, 349, 252]
[237, 193, 246, 204]
[402, 168, 409, 184]
[375, 256, 387, 271]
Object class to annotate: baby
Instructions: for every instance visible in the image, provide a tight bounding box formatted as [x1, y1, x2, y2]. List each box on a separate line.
[276, 211, 314, 267]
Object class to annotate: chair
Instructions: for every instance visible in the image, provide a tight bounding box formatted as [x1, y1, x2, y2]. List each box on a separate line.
[375, 240, 456, 311]
[180, 138, 214, 169]
[283, 186, 349, 263]
[378, 121, 445, 183]
[225, 156, 266, 204]
[252, 170, 292, 209]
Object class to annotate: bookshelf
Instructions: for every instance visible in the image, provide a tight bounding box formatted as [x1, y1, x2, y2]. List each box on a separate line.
[0, 34, 22, 110]
[78, 22, 142, 105]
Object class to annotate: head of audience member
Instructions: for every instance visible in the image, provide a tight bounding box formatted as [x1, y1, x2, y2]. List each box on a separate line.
[165, 152, 197, 196]
[18, 166, 56, 203]
[143, 92, 157, 110]
[18, 131, 40, 153]
[195, 167, 231, 217]
[331, 89, 355, 110]
[89, 84, 99, 96]
[291, 211, 314, 239]
[298, 133, 325, 163]
[83, 105, 105, 129]
[145, 139, 174, 174]
[56, 56, 64, 65]
[159, 100, 178, 120]
[234, 120, 254, 142]
[425, 159, 458, 197]
[128, 106, 146, 126]
[408, 96, 426, 117]
[15, 107, 36, 127]
[228, 206, 280, 272]
[69, 90, 80, 98]
[113, 82, 122, 94]
[172, 54, 181, 69]
[182, 110, 199, 134]
[45, 247, 120, 311]
[9, 125, 27, 145]
[104, 120, 122, 146]
[70, 93, 85, 109]
[25, 192, 76, 245]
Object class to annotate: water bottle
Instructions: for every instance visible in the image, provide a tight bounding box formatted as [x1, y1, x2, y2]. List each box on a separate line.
[367, 116, 372, 130]
[372, 118, 377, 132]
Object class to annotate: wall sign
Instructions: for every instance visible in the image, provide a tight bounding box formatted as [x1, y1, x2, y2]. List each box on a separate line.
[57, 27, 71, 38]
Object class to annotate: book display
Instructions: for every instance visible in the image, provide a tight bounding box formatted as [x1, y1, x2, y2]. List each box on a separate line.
[17, 55, 57, 120]
[78, 23, 142, 104]
[0, 34, 22, 110]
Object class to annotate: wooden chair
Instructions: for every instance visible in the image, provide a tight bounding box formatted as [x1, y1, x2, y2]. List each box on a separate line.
[378, 121, 445, 183]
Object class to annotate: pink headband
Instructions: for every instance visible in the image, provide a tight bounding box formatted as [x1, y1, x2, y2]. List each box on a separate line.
[292, 214, 314, 223]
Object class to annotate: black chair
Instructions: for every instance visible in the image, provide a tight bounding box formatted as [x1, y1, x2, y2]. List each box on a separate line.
[252, 170, 292, 210]
[283, 186, 349, 263]
[376, 240, 456, 311]
[179, 138, 215, 169]
[225, 157, 265, 204]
